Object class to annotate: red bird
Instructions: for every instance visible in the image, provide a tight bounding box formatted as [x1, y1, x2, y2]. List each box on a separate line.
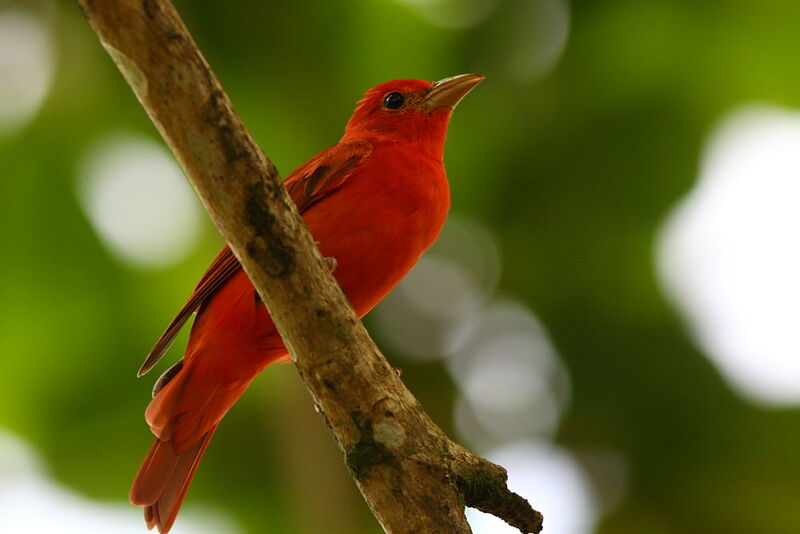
[129, 74, 484, 532]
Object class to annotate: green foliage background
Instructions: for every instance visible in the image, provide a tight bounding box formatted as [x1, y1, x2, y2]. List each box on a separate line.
[2, 0, 800, 532]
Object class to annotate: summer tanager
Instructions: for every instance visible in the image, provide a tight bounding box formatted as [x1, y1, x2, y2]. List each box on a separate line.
[129, 74, 483, 533]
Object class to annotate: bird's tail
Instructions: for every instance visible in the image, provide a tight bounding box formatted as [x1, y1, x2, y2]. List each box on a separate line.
[129, 349, 268, 533]
[130, 426, 217, 533]
[129, 360, 229, 534]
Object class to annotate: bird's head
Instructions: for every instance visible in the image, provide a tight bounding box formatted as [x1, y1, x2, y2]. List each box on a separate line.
[343, 74, 484, 154]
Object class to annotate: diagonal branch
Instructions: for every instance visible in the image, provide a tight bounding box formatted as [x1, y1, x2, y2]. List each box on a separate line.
[75, 1, 543, 532]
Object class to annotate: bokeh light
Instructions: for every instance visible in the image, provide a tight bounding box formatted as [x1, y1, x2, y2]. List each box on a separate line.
[658, 106, 800, 406]
[0, 8, 54, 135]
[391, 0, 499, 29]
[501, 0, 570, 83]
[0, 430, 239, 534]
[374, 215, 500, 359]
[376, 215, 597, 528]
[7, 1, 800, 532]
[76, 134, 203, 269]
[449, 299, 570, 444]
[466, 440, 597, 534]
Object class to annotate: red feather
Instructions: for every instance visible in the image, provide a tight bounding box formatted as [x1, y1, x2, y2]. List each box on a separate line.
[130, 75, 482, 532]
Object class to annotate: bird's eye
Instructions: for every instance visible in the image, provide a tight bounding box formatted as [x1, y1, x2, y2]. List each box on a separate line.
[382, 92, 405, 110]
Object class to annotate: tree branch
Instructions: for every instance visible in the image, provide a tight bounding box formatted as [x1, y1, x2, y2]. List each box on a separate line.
[75, 1, 543, 532]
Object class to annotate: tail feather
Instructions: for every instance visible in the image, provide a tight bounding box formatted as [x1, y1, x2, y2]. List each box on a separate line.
[144, 366, 192, 443]
[130, 426, 217, 533]
[144, 364, 235, 452]
[130, 439, 176, 506]
[133, 341, 267, 532]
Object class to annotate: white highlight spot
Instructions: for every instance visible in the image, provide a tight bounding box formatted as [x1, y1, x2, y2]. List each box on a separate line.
[392, 0, 499, 29]
[0, 9, 54, 135]
[449, 300, 570, 443]
[0, 429, 238, 534]
[374, 216, 500, 360]
[658, 105, 800, 405]
[77, 135, 202, 268]
[466, 441, 597, 534]
[505, 0, 571, 83]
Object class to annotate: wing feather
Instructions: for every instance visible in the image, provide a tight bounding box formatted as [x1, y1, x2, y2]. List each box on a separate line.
[284, 138, 372, 212]
[137, 139, 372, 376]
[137, 247, 240, 376]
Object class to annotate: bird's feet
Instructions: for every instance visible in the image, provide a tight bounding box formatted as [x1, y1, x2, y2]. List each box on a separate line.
[325, 256, 337, 272]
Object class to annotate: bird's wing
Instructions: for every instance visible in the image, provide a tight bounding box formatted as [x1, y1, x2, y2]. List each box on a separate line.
[137, 246, 240, 376]
[283, 138, 373, 212]
[137, 138, 373, 376]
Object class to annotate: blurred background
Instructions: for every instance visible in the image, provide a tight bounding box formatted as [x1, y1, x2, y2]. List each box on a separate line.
[2, 0, 800, 532]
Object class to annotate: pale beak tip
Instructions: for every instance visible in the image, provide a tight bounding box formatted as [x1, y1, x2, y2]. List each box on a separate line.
[424, 73, 485, 111]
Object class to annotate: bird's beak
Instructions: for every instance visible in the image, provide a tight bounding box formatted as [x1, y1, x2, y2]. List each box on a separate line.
[422, 73, 484, 111]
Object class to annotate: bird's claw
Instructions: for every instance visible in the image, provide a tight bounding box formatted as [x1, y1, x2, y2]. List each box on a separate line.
[325, 256, 337, 272]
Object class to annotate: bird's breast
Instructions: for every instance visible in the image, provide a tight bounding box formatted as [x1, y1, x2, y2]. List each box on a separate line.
[303, 152, 450, 317]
